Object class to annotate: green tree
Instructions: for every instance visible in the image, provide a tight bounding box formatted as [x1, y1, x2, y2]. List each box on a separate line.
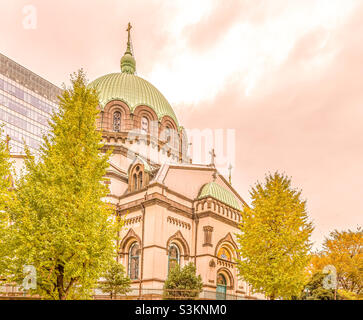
[2, 70, 120, 299]
[337, 289, 361, 300]
[299, 272, 335, 300]
[99, 260, 131, 299]
[309, 227, 362, 296]
[0, 130, 14, 274]
[236, 172, 313, 300]
[163, 263, 203, 300]
[0, 130, 12, 213]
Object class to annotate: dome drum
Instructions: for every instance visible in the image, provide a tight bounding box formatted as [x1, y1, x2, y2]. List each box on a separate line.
[89, 24, 189, 163]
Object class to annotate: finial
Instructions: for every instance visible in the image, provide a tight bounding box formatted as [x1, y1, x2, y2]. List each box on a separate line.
[121, 22, 136, 74]
[228, 163, 233, 185]
[126, 22, 132, 52]
[209, 148, 216, 167]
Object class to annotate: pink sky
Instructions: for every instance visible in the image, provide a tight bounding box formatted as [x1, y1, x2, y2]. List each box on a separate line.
[0, 0, 362, 249]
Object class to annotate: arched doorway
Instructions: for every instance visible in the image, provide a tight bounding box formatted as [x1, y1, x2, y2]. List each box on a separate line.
[216, 273, 227, 300]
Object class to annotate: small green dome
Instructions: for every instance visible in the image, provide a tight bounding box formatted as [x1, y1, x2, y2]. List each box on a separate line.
[120, 52, 136, 74]
[198, 182, 241, 210]
[89, 72, 179, 126]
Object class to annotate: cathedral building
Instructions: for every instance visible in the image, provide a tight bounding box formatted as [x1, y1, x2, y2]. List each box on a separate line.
[88, 25, 263, 300]
[4, 24, 263, 300]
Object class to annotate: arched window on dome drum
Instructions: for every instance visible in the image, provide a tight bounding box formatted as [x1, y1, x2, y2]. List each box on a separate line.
[168, 244, 180, 273]
[113, 111, 122, 132]
[138, 172, 143, 189]
[128, 242, 140, 280]
[165, 126, 171, 143]
[141, 116, 149, 134]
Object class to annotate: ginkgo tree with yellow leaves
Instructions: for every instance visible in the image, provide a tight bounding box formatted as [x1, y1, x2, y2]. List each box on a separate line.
[0, 128, 12, 214]
[308, 227, 362, 299]
[0, 128, 14, 274]
[1, 70, 122, 300]
[236, 172, 313, 300]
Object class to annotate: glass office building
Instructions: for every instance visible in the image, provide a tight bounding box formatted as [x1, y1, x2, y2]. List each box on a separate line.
[0, 53, 61, 154]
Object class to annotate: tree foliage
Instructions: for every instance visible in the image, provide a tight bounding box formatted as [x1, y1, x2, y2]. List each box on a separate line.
[236, 172, 313, 300]
[0, 128, 12, 213]
[1, 70, 121, 299]
[337, 289, 361, 300]
[299, 271, 335, 300]
[0, 129, 14, 273]
[163, 263, 203, 300]
[99, 259, 131, 299]
[309, 227, 362, 296]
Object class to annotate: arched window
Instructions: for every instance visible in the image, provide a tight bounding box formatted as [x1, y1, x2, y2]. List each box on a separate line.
[165, 126, 171, 143]
[141, 116, 149, 134]
[216, 273, 227, 300]
[113, 111, 121, 132]
[138, 172, 143, 189]
[128, 242, 140, 280]
[168, 244, 180, 273]
[130, 165, 145, 192]
[133, 173, 137, 191]
[217, 247, 232, 261]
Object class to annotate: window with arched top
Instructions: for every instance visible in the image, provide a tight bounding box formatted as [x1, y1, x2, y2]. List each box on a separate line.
[113, 111, 121, 132]
[217, 247, 232, 261]
[133, 173, 137, 190]
[165, 126, 171, 142]
[128, 242, 140, 280]
[140, 116, 149, 134]
[129, 165, 147, 192]
[168, 244, 180, 273]
[138, 172, 143, 189]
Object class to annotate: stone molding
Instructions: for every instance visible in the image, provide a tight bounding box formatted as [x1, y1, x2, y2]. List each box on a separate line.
[167, 216, 191, 230]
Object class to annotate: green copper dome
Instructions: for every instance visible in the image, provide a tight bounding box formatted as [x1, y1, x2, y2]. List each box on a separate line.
[198, 182, 241, 210]
[89, 22, 179, 126]
[89, 73, 179, 126]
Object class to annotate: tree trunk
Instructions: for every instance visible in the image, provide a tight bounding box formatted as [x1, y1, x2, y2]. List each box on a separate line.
[56, 264, 77, 300]
[56, 265, 65, 300]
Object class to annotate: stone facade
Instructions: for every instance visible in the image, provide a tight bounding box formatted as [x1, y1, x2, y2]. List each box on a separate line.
[97, 98, 263, 299]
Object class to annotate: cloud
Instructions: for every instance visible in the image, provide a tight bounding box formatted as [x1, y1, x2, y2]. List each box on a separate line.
[183, 0, 247, 52]
[179, 2, 363, 248]
[182, 0, 291, 53]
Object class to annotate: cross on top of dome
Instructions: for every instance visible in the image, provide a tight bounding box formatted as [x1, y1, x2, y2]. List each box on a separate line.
[120, 22, 136, 74]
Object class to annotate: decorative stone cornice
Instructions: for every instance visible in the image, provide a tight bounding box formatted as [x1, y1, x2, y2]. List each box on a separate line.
[167, 216, 191, 230]
[117, 192, 193, 218]
[124, 215, 142, 226]
[217, 258, 234, 269]
[195, 197, 242, 225]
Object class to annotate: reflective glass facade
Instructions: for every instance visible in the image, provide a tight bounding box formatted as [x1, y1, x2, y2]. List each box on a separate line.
[0, 53, 61, 154]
